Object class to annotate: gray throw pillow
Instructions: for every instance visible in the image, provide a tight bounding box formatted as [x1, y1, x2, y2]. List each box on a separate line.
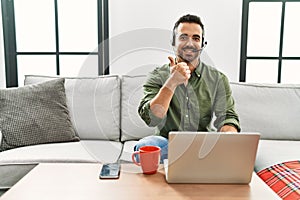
[0, 78, 79, 152]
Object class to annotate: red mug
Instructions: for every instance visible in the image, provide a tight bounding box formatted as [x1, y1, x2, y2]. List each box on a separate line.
[132, 146, 161, 175]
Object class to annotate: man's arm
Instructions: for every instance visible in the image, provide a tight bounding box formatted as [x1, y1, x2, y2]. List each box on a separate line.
[220, 124, 238, 132]
[214, 74, 241, 132]
[149, 79, 176, 119]
[149, 56, 190, 119]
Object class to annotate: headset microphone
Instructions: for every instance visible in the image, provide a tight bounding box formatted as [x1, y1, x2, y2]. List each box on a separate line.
[202, 41, 208, 49]
[190, 41, 208, 52]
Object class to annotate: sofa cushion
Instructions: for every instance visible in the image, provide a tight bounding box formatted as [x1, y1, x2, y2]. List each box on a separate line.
[24, 75, 121, 141]
[119, 140, 138, 162]
[0, 78, 79, 152]
[231, 82, 300, 140]
[254, 140, 300, 172]
[0, 140, 123, 188]
[121, 75, 155, 141]
[0, 141, 122, 164]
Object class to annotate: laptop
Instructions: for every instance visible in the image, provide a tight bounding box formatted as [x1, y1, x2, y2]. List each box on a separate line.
[164, 132, 260, 184]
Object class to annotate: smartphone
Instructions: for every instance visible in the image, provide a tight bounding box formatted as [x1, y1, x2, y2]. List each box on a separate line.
[99, 162, 120, 179]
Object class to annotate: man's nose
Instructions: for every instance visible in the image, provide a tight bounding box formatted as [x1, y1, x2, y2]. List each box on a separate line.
[186, 37, 194, 46]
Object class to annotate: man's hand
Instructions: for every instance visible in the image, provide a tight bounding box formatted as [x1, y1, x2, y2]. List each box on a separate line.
[148, 56, 191, 119]
[219, 125, 238, 132]
[168, 56, 191, 87]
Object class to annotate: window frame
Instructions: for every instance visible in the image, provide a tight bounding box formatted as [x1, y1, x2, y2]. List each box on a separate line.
[1, 0, 109, 87]
[240, 0, 300, 83]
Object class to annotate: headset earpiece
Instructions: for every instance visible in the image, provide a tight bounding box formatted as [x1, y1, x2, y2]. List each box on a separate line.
[172, 32, 176, 46]
[202, 40, 207, 49]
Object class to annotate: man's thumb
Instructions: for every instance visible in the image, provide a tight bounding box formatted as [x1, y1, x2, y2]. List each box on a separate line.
[168, 56, 176, 66]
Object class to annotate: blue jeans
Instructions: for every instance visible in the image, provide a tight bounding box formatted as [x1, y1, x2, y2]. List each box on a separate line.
[133, 135, 168, 163]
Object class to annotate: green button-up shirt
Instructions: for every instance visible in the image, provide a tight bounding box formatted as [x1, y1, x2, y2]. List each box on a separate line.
[138, 61, 241, 138]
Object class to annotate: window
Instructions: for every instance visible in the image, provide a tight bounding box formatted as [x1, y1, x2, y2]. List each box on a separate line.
[240, 0, 300, 83]
[1, 0, 109, 87]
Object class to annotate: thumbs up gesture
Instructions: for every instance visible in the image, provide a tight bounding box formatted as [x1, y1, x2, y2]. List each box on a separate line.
[168, 56, 191, 86]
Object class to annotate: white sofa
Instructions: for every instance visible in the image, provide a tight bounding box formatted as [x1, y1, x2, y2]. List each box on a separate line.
[230, 82, 300, 172]
[0, 75, 299, 191]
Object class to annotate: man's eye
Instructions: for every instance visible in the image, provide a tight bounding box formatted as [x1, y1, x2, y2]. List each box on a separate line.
[193, 37, 200, 42]
[179, 35, 188, 41]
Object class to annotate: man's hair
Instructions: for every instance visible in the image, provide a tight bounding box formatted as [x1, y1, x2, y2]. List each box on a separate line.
[172, 14, 205, 47]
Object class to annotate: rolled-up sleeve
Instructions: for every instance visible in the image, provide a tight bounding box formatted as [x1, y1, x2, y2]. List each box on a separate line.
[213, 74, 241, 132]
[138, 69, 167, 127]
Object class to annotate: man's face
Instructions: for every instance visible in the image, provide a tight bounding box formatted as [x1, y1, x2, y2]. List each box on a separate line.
[174, 22, 203, 63]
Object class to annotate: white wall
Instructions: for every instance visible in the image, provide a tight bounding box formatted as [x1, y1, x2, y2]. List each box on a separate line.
[109, 0, 243, 81]
[0, 0, 243, 85]
[0, 3, 5, 88]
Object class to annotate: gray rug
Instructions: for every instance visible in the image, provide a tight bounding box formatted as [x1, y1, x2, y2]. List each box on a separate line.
[0, 189, 8, 197]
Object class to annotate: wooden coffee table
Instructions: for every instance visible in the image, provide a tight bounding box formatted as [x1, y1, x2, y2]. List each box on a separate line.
[0, 163, 279, 200]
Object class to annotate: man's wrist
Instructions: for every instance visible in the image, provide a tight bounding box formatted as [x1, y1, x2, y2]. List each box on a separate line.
[222, 123, 239, 132]
[219, 125, 237, 132]
[164, 77, 178, 92]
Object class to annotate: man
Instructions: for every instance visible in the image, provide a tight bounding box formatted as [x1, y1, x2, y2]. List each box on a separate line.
[135, 14, 240, 161]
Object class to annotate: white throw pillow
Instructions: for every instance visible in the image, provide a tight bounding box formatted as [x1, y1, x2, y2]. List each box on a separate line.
[231, 82, 300, 140]
[121, 75, 155, 141]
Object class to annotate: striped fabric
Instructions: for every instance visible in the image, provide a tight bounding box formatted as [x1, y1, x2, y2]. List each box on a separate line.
[257, 160, 300, 200]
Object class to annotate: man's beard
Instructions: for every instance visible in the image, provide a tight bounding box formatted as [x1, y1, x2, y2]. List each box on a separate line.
[177, 47, 201, 64]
